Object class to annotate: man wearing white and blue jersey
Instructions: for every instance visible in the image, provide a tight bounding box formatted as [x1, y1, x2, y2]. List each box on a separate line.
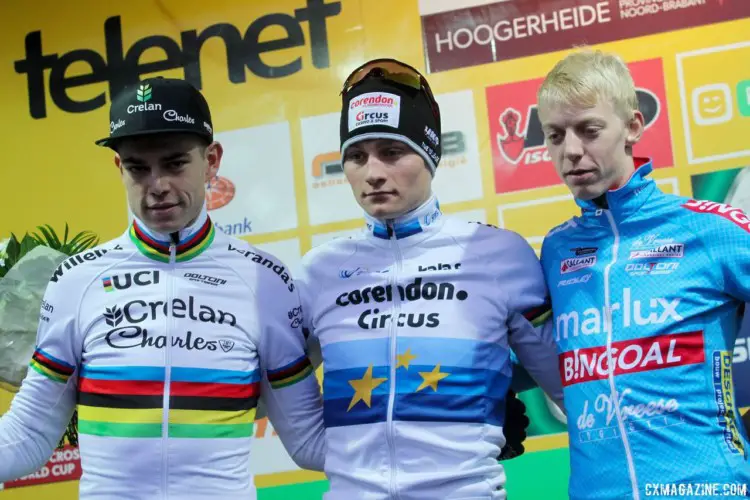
[297, 58, 564, 500]
[538, 49, 750, 499]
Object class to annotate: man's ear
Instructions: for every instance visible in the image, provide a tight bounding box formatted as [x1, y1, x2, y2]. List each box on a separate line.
[114, 153, 123, 175]
[625, 109, 645, 148]
[205, 141, 224, 182]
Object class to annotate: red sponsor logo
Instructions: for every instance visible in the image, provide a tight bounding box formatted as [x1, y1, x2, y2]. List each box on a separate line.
[420, 0, 748, 73]
[486, 58, 674, 194]
[559, 330, 705, 387]
[3, 445, 82, 489]
[205, 175, 235, 210]
[349, 94, 396, 109]
[682, 199, 750, 233]
[560, 255, 597, 274]
[355, 111, 389, 121]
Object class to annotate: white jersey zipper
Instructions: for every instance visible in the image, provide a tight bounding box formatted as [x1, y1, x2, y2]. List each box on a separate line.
[386, 222, 403, 500]
[601, 209, 640, 500]
[162, 240, 177, 498]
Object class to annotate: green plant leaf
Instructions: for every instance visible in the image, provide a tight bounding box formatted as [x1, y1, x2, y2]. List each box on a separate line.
[37, 225, 63, 248]
[18, 234, 41, 256]
[5, 234, 21, 262]
[67, 231, 88, 248]
[46, 224, 62, 247]
[78, 234, 99, 250]
[32, 225, 57, 248]
[55, 229, 99, 256]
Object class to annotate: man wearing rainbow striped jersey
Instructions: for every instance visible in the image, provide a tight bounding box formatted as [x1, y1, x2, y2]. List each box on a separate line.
[0, 77, 326, 499]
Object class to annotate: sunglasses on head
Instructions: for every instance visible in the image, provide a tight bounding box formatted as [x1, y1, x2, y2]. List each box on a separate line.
[342, 58, 440, 122]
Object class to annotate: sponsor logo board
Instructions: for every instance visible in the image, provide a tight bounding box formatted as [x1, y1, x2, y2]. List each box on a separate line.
[419, 0, 748, 73]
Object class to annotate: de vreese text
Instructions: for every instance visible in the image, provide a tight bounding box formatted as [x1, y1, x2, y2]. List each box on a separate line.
[15, 0, 342, 119]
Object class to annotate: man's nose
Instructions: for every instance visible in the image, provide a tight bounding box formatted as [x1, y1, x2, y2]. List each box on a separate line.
[364, 157, 388, 186]
[149, 173, 171, 195]
[563, 132, 584, 161]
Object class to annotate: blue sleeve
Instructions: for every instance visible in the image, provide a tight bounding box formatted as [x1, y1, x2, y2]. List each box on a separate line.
[717, 212, 750, 302]
[683, 200, 750, 302]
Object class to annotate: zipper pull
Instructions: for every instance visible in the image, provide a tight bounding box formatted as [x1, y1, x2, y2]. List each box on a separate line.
[169, 232, 179, 263]
[387, 222, 395, 239]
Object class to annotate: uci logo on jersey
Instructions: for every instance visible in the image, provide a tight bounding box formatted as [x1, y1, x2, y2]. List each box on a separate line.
[102, 271, 160, 292]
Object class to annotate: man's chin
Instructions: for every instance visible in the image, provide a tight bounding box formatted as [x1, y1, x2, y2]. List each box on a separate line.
[143, 215, 184, 235]
[569, 183, 606, 201]
[365, 204, 402, 220]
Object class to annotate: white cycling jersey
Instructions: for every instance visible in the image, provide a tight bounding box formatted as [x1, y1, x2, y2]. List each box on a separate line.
[0, 206, 325, 499]
[297, 194, 564, 500]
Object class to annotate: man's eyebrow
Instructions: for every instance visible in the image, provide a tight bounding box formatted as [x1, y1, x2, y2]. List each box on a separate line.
[120, 156, 147, 165]
[575, 117, 606, 126]
[542, 117, 605, 130]
[375, 139, 405, 147]
[159, 151, 191, 162]
[120, 150, 191, 165]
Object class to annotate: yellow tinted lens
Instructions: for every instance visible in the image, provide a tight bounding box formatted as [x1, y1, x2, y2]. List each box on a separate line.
[345, 61, 422, 92]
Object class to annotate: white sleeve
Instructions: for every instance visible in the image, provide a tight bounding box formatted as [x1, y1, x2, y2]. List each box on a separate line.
[0, 277, 81, 481]
[295, 254, 323, 370]
[257, 266, 326, 472]
[502, 233, 564, 411]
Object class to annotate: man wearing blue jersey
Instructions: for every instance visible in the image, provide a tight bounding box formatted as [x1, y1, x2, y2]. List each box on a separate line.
[296, 58, 564, 500]
[538, 48, 750, 499]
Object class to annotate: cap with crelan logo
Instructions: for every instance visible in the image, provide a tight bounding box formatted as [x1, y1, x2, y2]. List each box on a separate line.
[95, 77, 214, 148]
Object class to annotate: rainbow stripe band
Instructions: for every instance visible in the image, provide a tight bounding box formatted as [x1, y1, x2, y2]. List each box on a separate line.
[29, 348, 75, 383]
[267, 355, 314, 389]
[129, 217, 215, 263]
[523, 301, 552, 328]
[77, 365, 259, 438]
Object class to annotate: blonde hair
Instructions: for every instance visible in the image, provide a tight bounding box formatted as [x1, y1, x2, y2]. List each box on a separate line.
[537, 48, 638, 120]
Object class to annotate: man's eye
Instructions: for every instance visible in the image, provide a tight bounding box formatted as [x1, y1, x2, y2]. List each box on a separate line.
[583, 127, 601, 138]
[383, 148, 404, 157]
[546, 132, 562, 144]
[126, 166, 148, 174]
[168, 160, 188, 169]
[344, 152, 365, 163]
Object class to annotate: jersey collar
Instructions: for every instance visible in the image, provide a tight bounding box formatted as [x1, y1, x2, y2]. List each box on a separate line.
[129, 204, 215, 263]
[576, 157, 656, 223]
[363, 194, 443, 244]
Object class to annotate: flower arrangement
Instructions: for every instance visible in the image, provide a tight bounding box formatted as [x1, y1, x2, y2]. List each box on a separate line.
[0, 225, 99, 448]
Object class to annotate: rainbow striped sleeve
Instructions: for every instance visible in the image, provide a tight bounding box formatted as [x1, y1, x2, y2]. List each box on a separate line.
[267, 355, 314, 389]
[523, 300, 552, 328]
[29, 348, 76, 383]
